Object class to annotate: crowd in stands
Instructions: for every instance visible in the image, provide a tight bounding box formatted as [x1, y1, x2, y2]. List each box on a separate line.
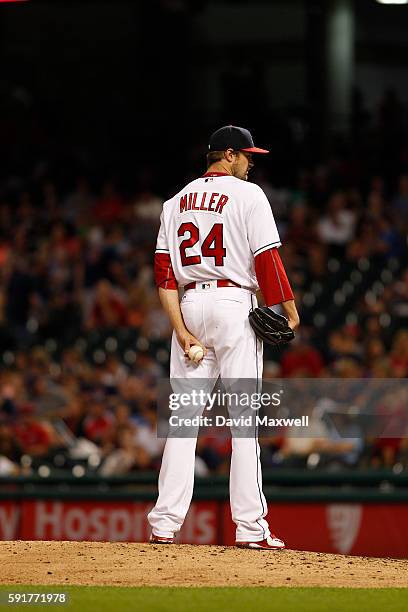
[0, 113, 407, 477]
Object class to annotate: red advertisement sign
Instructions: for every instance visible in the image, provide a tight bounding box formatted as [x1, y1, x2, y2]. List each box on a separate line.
[222, 503, 408, 557]
[1, 498, 407, 557]
[18, 500, 218, 544]
[0, 502, 20, 540]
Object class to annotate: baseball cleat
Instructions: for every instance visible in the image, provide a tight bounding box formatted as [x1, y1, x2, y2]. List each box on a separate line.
[149, 534, 174, 544]
[236, 534, 285, 550]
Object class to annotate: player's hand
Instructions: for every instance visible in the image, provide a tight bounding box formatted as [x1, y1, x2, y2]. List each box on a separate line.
[288, 316, 300, 331]
[176, 329, 208, 357]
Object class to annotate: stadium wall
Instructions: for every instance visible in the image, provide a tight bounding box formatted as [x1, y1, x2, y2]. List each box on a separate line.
[1, 492, 407, 558]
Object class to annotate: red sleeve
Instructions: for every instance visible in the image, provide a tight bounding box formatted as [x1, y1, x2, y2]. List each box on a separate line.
[254, 247, 294, 306]
[154, 252, 178, 290]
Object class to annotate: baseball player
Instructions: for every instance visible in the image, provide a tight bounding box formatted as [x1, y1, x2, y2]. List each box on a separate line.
[148, 126, 299, 549]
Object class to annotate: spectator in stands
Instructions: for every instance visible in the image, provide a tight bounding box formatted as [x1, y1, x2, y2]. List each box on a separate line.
[278, 401, 361, 469]
[317, 191, 356, 257]
[133, 189, 163, 225]
[115, 375, 153, 414]
[99, 356, 128, 394]
[281, 331, 325, 377]
[328, 325, 363, 365]
[391, 269, 408, 320]
[370, 357, 392, 378]
[92, 180, 124, 226]
[331, 358, 364, 378]
[283, 204, 319, 256]
[140, 291, 172, 340]
[13, 404, 53, 459]
[87, 279, 128, 329]
[60, 394, 85, 437]
[389, 331, 408, 378]
[62, 177, 95, 225]
[364, 338, 387, 374]
[131, 352, 165, 387]
[0, 454, 19, 475]
[133, 408, 164, 468]
[362, 316, 384, 341]
[5, 256, 34, 347]
[126, 285, 148, 329]
[40, 291, 82, 345]
[83, 393, 115, 449]
[99, 424, 150, 475]
[48, 221, 81, 262]
[0, 422, 21, 471]
[369, 385, 407, 467]
[347, 218, 384, 260]
[306, 243, 327, 284]
[27, 349, 68, 416]
[114, 403, 138, 430]
[196, 432, 231, 474]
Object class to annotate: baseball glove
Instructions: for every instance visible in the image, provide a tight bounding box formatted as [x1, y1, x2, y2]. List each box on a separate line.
[248, 306, 295, 346]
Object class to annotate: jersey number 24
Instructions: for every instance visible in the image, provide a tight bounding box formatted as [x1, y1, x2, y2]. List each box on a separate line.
[178, 222, 226, 266]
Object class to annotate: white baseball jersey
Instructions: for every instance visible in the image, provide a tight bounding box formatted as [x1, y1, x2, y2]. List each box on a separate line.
[149, 171, 287, 545]
[155, 174, 281, 289]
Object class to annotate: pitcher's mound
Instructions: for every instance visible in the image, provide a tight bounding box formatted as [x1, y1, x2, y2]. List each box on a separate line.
[1, 541, 407, 588]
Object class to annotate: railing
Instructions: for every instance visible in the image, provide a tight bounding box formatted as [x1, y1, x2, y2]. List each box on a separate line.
[1, 470, 407, 502]
[1, 469, 408, 487]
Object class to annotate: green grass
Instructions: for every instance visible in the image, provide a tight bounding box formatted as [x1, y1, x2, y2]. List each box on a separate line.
[0, 586, 407, 612]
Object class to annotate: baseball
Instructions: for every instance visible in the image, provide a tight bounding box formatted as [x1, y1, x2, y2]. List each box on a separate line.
[188, 345, 204, 364]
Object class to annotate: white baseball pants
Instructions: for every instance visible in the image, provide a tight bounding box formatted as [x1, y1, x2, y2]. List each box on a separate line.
[148, 284, 271, 542]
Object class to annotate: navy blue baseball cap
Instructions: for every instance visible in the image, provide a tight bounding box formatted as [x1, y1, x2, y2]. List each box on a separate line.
[208, 125, 269, 154]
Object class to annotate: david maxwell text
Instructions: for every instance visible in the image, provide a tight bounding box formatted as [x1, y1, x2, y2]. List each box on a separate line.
[169, 415, 309, 427]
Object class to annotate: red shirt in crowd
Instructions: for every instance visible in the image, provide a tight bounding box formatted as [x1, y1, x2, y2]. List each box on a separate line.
[281, 346, 324, 377]
[83, 412, 115, 442]
[92, 196, 124, 225]
[91, 297, 128, 327]
[14, 421, 51, 453]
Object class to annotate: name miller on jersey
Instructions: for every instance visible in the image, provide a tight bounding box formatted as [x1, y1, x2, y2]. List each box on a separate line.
[180, 192, 229, 214]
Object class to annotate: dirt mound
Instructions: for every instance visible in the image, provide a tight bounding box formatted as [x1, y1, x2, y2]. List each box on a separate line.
[1, 541, 407, 588]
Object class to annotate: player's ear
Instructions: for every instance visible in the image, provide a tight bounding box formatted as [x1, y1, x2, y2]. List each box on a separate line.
[224, 148, 235, 163]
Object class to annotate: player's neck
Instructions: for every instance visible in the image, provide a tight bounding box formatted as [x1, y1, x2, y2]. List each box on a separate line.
[206, 162, 233, 176]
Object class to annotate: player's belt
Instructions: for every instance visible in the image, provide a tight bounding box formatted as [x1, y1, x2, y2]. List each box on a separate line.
[184, 280, 242, 290]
